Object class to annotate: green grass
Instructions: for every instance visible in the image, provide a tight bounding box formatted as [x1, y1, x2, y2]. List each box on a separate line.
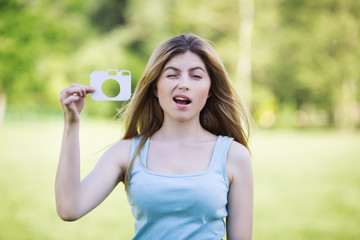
[0, 121, 359, 239]
[252, 129, 360, 240]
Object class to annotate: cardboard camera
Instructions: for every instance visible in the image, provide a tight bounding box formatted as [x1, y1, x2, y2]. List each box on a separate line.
[90, 69, 131, 101]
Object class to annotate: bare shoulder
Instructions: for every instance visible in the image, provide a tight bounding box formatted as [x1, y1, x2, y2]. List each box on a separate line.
[101, 138, 133, 173]
[227, 141, 252, 166]
[226, 141, 252, 184]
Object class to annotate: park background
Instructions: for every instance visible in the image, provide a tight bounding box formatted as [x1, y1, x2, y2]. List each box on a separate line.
[0, 0, 359, 239]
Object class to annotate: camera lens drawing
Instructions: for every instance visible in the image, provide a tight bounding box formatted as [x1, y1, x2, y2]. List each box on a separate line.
[101, 79, 120, 98]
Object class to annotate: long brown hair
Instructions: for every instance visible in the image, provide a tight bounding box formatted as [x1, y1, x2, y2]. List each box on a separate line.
[120, 33, 250, 191]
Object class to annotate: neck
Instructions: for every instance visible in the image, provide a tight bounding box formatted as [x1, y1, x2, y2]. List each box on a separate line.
[153, 117, 210, 142]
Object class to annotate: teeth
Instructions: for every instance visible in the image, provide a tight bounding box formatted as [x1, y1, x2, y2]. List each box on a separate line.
[174, 97, 188, 101]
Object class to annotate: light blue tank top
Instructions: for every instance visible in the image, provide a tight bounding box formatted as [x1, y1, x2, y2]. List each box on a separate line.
[127, 135, 233, 240]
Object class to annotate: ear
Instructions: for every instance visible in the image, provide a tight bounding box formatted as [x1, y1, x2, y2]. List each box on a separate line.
[207, 90, 212, 99]
[153, 84, 158, 97]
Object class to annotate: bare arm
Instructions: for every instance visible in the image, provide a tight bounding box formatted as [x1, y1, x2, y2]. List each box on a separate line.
[55, 84, 131, 221]
[226, 142, 253, 240]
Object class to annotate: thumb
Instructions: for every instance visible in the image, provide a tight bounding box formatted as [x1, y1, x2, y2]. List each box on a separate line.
[86, 86, 95, 93]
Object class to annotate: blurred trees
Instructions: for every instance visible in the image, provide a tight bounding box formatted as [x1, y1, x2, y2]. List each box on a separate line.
[252, 0, 360, 128]
[0, 0, 97, 120]
[0, 0, 359, 128]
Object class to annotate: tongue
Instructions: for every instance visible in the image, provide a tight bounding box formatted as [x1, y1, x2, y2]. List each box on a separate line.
[175, 99, 190, 105]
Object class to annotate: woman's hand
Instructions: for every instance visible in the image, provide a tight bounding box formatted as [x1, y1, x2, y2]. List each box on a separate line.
[59, 84, 94, 123]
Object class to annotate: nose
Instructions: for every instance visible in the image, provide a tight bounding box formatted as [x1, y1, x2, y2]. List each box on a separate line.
[178, 75, 190, 91]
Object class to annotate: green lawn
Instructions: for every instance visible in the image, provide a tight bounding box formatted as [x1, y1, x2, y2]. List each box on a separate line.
[0, 120, 359, 239]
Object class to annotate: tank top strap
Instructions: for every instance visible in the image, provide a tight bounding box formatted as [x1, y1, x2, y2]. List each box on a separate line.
[130, 137, 139, 163]
[209, 135, 234, 188]
[130, 136, 148, 166]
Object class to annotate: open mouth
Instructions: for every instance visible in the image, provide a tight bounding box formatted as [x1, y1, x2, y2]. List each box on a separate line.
[173, 96, 192, 105]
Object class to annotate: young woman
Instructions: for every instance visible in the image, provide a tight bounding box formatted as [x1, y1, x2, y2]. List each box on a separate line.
[56, 34, 253, 240]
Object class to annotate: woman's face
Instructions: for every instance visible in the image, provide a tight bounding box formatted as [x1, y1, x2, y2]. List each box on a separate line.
[155, 51, 211, 123]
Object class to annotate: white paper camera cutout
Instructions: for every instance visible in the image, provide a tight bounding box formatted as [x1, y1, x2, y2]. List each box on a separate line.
[90, 69, 131, 101]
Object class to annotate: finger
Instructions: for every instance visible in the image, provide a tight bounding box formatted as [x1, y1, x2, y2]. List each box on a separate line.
[60, 84, 94, 101]
[63, 95, 80, 105]
[78, 87, 92, 97]
[67, 85, 95, 96]
[59, 90, 77, 103]
[64, 87, 84, 98]
[59, 88, 69, 100]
